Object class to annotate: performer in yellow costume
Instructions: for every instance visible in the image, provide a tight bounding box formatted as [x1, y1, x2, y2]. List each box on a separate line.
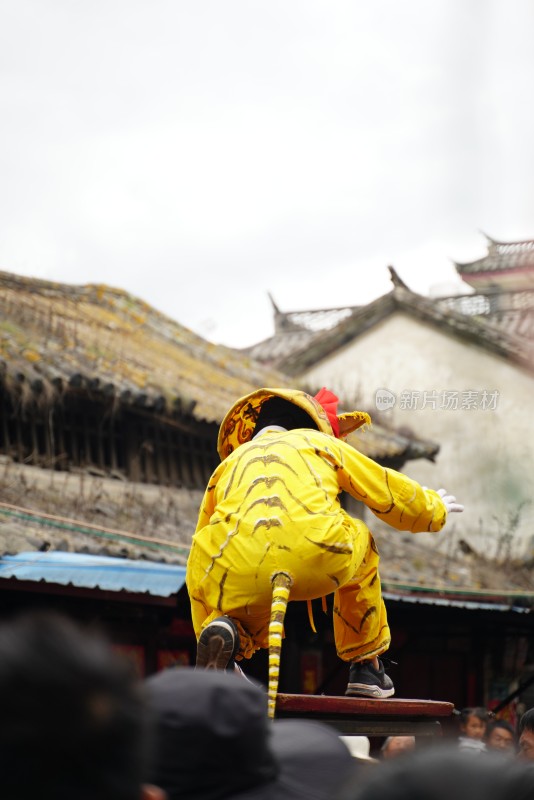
[186, 387, 463, 717]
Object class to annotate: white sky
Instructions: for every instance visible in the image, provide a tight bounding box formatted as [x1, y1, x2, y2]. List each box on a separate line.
[1, 0, 534, 347]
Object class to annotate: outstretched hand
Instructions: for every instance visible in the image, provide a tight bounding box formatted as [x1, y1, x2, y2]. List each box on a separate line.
[437, 488, 464, 514]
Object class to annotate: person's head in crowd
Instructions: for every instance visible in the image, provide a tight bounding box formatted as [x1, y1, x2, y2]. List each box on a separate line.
[459, 706, 490, 741]
[145, 667, 356, 800]
[346, 745, 534, 800]
[518, 708, 534, 762]
[0, 611, 163, 800]
[485, 719, 517, 754]
[380, 735, 416, 760]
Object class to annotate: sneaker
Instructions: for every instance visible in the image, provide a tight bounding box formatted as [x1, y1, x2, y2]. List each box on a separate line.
[196, 616, 240, 671]
[345, 658, 395, 698]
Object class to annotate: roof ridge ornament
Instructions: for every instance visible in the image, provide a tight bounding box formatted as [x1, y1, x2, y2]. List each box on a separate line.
[267, 291, 282, 314]
[388, 265, 410, 290]
[268, 293, 311, 333]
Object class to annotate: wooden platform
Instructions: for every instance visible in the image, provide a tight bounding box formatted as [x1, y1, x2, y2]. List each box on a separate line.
[275, 693, 456, 737]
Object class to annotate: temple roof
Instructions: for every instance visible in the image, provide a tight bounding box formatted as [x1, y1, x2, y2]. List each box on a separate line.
[437, 289, 534, 340]
[246, 279, 534, 376]
[244, 295, 358, 367]
[454, 235, 534, 290]
[0, 270, 289, 424]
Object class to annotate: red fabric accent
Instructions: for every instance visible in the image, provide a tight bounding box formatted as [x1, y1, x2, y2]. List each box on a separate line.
[314, 387, 340, 437]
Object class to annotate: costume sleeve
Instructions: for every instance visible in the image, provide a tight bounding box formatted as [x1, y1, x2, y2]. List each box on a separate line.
[194, 463, 222, 533]
[333, 440, 447, 533]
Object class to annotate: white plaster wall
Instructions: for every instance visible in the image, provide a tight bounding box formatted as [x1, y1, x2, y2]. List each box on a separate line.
[301, 312, 534, 558]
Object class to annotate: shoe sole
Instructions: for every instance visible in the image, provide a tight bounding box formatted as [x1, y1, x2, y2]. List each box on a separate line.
[196, 619, 237, 671]
[345, 683, 395, 699]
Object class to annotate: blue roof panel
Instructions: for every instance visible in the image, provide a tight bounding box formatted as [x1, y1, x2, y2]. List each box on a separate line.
[0, 552, 186, 598]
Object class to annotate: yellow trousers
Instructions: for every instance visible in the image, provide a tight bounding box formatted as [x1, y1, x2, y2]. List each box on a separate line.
[187, 515, 390, 663]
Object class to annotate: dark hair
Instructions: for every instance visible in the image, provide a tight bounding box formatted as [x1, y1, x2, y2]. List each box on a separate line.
[459, 706, 490, 726]
[519, 708, 534, 734]
[486, 719, 516, 740]
[254, 396, 318, 434]
[0, 611, 149, 800]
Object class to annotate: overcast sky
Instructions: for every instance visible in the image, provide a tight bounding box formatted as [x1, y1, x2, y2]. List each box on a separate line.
[1, 1, 534, 347]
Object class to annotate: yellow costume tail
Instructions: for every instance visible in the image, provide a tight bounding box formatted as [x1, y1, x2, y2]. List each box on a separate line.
[268, 572, 292, 719]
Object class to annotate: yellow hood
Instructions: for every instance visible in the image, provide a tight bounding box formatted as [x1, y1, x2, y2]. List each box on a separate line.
[217, 387, 371, 460]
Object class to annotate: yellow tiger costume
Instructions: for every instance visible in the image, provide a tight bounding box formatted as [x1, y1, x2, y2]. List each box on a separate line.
[186, 388, 447, 716]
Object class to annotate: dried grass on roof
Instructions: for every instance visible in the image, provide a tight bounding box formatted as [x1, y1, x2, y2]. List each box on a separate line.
[0, 271, 289, 423]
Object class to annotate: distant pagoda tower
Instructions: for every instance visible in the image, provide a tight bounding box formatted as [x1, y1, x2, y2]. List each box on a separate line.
[454, 234, 534, 292]
[442, 234, 534, 340]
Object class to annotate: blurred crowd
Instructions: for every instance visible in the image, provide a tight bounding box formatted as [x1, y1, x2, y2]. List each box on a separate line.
[0, 610, 533, 800]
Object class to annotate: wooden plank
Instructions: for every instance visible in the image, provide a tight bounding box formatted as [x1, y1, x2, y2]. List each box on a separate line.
[275, 693, 455, 737]
[154, 424, 168, 486]
[15, 417, 24, 464]
[166, 428, 179, 486]
[1, 394, 11, 457]
[276, 693, 454, 717]
[96, 421, 105, 469]
[30, 417, 39, 465]
[56, 413, 67, 470]
[45, 411, 54, 467]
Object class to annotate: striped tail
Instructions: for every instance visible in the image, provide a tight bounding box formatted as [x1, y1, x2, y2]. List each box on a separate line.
[268, 572, 292, 719]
